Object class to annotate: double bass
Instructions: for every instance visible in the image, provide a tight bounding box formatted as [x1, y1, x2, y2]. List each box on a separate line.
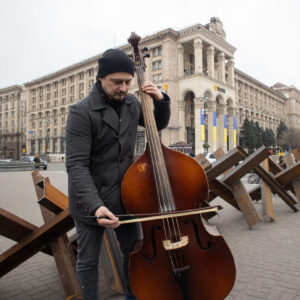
[121, 32, 236, 300]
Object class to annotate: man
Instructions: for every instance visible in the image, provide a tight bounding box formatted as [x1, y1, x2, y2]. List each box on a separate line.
[66, 49, 170, 300]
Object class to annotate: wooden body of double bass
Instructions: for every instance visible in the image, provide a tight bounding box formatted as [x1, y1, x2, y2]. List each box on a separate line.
[121, 144, 236, 300]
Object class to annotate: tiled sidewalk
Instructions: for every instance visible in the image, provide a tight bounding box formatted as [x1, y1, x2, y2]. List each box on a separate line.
[0, 171, 300, 299]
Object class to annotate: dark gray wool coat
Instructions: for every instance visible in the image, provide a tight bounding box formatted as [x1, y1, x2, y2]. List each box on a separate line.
[66, 83, 170, 223]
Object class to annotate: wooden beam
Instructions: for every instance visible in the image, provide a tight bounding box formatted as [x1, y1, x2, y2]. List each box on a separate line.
[273, 161, 300, 187]
[222, 146, 270, 186]
[214, 147, 262, 228]
[32, 171, 82, 299]
[261, 159, 275, 221]
[237, 147, 298, 212]
[284, 154, 300, 203]
[0, 207, 53, 256]
[0, 209, 74, 277]
[38, 179, 68, 213]
[206, 148, 243, 182]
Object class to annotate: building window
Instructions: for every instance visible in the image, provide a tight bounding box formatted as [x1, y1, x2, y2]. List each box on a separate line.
[79, 72, 84, 80]
[153, 74, 162, 83]
[54, 91, 58, 98]
[79, 83, 84, 91]
[69, 75, 74, 83]
[152, 46, 162, 57]
[135, 130, 145, 156]
[70, 96, 74, 103]
[40, 104, 43, 110]
[152, 60, 162, 71]
[79, 93, 84, 99]
[47, 102, 51, 108]
[88, 80, 94, 90]
[152, 62, 157, 71]
[62, 88, 66, 95]
[62, 79, 66, 85]
[88, 69, 94, 77]
[62, 98, 66, 105]
[70, 86, 74, 94]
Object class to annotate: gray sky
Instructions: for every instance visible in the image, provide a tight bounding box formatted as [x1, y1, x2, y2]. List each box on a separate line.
[0, 0, 299, 89]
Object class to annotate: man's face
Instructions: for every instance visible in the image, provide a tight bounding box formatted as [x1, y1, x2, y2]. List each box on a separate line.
[99, 72, 133, 101]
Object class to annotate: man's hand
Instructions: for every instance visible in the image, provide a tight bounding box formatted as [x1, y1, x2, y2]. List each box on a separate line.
[142, 81, 163, 101]
[94, 206, 120, 229]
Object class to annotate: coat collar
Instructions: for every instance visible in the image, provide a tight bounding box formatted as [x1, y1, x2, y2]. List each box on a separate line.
[89, 84, 135, 134]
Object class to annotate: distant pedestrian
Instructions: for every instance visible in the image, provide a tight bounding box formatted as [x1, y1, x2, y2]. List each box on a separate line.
[62, 156, 65, 163]
[279, 156, 286, 169]
[33, 154, 41, 170]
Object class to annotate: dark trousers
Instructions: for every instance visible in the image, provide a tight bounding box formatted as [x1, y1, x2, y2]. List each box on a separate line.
[74, 219, 141, 300]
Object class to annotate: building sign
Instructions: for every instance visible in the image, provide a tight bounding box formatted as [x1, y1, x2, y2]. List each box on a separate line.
[213, 84, 226, 93]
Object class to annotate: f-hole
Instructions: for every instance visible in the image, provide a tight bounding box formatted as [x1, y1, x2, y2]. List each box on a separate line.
[184, 218, 212, 251]
[144, 225, 161, 261]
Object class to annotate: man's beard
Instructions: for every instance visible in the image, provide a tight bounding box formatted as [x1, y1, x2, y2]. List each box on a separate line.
[113, 92, 126, 100]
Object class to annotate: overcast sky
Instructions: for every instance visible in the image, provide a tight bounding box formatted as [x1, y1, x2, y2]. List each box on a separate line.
[0, 0, 299, 89]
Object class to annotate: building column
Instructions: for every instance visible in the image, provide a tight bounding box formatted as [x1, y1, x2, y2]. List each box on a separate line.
[206, 45, 215, 78]
[207, 101, 216, 152]
[194, 97, 204, 155]
[57, 137, 61, 153]
[42, 118, 47, 154]
[57, 109, 62, 153]
[49, 116, 54, 154]
[217, 52, 225, 82]
[228, 107, 237, 150]
[178, 101, 185, 141]
[178, 44, 184, 78]
[217, 104, 226, 150]
[26, 138, 31, 155]
[194, 39, 203, 75]
[35, 138, 39, 154]
[227, 57, 235, 87]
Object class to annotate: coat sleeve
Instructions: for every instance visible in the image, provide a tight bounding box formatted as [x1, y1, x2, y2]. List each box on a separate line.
[138, 92, 171, 130]
[66, 103, 104, 215]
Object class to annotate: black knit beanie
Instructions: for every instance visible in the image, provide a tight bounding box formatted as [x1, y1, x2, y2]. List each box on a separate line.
[97, 49, 135, 78]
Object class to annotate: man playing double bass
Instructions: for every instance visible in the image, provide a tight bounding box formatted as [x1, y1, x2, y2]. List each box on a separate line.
[66, 48, 171, 300]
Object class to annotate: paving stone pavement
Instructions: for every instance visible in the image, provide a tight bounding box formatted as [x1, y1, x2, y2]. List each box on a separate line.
[0, 169, 300, 300]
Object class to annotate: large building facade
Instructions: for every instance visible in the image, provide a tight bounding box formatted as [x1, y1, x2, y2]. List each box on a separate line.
[0, 85, 26, 159]
[0, 18, 299, 160]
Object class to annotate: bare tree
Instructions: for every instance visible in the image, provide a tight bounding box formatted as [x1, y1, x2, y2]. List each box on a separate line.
[279, 128, 300, 150]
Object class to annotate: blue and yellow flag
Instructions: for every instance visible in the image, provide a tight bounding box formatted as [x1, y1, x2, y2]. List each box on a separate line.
[224, 114, 227, 143]
[233, 116, 237, 144]
[200, 109, 205, 141]
[213, 111, 216, 142]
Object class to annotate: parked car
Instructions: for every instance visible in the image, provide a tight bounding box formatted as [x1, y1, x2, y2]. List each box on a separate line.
[205, 152, 216, 164]
[20, 155, 48, 170]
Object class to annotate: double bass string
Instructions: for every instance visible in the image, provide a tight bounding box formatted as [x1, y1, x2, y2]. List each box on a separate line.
[137, 67, 188, 271]
[136, 66, 187, 270]
[136, 67, 179, 267]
